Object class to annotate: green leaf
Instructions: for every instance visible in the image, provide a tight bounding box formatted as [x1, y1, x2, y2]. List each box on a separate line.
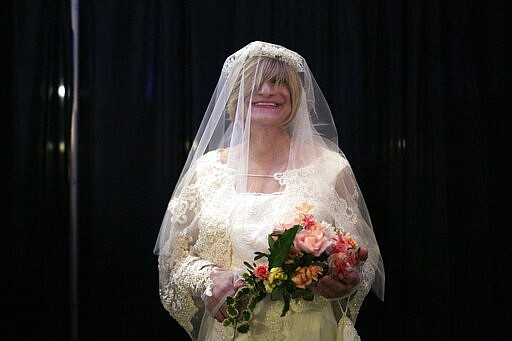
[238, 287, 250, 296]
[244, 261, 254, 270]
[270, 285, 284, 300]
[241, 310, 252, 321]
[268, 235, 276, 249]
[237, 323, 250, 333]
[226, 296, 235, 305]
[256, 289, 266, 301]
[254, 252, 267, 260]
[248, 298, 257, 310]
[291, 289, 302, 299]
[281, 294, 290, 317]
[227, 305, 239, 317]
[303, 289, 314, 301]
[268, 225, 301, 268]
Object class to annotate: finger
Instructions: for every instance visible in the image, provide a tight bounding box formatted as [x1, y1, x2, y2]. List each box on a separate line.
[323, 276, 355, 298]
[234, 280, 245, 291]
[214, 303, 228, 322]
[342, 271, 360, 286]
[218, 305, 229, 322]
[358, 247, 368, 262]
[317, 278, 338, 298]
[326, 275, 351, 291]
[320, 276, 347, 298]
[215, 311, 225, 322]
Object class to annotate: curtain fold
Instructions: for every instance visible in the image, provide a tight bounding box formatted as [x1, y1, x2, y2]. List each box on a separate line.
[8, 0, 73, 339]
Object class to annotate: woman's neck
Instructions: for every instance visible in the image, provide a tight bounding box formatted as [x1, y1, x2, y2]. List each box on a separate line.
[248, 126, 290, 174]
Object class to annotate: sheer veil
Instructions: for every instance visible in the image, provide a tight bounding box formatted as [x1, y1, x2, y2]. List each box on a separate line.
[154, 41, 385, 302]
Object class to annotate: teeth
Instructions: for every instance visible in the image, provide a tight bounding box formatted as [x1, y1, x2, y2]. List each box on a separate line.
[254, 102, 277, 106]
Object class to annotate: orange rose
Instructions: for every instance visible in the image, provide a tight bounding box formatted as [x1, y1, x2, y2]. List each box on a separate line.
[291, 265, 324, 289]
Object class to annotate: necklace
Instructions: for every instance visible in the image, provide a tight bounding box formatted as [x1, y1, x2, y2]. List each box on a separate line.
[245, 173, 275, 178]
[243, 171, 285, 180]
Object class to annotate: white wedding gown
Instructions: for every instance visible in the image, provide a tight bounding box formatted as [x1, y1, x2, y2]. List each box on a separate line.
[159, 150, 375, 340]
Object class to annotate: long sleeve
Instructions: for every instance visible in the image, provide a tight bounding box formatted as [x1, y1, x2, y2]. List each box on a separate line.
[158, 181, 217, 340]
[157, 152, 238, 340]
[331, 155, 384, 324]
[158, 241, 216, 339]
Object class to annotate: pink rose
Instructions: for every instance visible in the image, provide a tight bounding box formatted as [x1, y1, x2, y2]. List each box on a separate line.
[293, 225, 333, 257]
[253, 264, 269, 280]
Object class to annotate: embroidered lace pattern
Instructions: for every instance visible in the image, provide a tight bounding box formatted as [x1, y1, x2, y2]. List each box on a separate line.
[159, 232, 216, 336]
[159, 152, 235, 338]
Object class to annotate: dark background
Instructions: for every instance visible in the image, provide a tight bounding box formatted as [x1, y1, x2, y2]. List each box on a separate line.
[5, 1, 510, 340]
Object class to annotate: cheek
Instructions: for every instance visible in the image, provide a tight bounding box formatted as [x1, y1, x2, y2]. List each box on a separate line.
[283, 90, 292, 109]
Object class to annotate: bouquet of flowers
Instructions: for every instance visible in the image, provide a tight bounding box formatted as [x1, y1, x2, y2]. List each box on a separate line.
[223, 202, 361, 334]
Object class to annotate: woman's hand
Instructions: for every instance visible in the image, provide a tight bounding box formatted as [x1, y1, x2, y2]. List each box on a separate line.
[202, 269, 245, 322]
[317, 247, 368, 299]
[212, 281, 245, 323]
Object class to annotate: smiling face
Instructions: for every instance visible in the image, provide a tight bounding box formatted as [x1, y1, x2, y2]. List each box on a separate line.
[250, 80, 292, 127]
[227, 56, 302, 128]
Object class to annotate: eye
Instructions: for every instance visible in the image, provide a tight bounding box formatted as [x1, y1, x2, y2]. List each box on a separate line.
[269, 77, 286, 85]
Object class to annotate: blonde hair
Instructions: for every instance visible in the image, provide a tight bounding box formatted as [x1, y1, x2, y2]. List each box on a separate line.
[227, 56, 302, 127]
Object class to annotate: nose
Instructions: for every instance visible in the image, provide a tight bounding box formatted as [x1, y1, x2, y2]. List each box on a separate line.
[257, 81, 274, 96]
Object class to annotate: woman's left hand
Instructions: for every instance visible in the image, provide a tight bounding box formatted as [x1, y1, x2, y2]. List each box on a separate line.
[316, 247, 368, 299]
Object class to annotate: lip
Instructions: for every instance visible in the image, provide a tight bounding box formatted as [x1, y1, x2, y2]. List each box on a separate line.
[251, 101, 281, 108]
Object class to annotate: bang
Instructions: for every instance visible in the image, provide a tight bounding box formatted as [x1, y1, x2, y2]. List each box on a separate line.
[256, 58, 291, 86]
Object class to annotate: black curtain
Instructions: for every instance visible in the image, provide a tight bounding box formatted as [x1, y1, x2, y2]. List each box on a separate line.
[7, 0, 73, 340]
[7, 1, 510, 340]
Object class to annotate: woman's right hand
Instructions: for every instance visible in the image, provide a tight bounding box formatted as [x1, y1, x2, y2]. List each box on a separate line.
[202, 269, 245, 322]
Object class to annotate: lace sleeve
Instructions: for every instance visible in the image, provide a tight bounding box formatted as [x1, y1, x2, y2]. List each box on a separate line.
[158, 181, 216, 340]
[330, 157, 381, 324]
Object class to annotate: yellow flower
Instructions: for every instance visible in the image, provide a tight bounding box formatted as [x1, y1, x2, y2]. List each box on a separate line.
[264, 267, 287, 293]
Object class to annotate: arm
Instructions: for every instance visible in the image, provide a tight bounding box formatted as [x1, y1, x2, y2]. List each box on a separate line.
[158, 160, 244, 339]
[158, 183, 216, 339]
[321, 157, 383, 323]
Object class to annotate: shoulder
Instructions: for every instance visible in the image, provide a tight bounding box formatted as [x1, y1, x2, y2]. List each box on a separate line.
[188, 149, 233, 187]
[192, 150, 223, 173]
[196, 149, 221, 164]
[318, 148, 350, 173]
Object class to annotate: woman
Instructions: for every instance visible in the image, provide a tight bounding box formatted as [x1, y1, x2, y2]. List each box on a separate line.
[154, 41, 385, 340]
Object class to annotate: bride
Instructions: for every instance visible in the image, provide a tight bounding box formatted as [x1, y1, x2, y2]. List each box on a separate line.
[154, 41, 385, 340]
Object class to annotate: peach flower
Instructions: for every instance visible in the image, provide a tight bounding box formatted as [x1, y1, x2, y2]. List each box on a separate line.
[296, 202, 314, 215]
[291, 265, 324, 289]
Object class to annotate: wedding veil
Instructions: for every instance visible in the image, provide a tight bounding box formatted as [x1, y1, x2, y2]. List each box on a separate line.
[154, 41, 385, 301]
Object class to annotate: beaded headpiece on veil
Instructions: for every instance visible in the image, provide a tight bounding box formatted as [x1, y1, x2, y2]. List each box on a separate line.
[222, 41, 305, 75]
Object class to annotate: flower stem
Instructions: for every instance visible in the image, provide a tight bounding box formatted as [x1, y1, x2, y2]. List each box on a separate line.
[232, 320, 237, 341]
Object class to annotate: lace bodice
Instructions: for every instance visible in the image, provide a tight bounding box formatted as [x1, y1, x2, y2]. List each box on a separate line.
[229, 193, 282, 271]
